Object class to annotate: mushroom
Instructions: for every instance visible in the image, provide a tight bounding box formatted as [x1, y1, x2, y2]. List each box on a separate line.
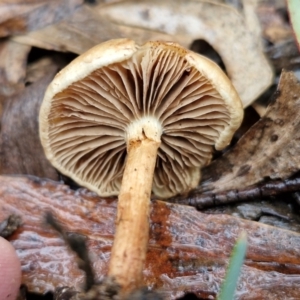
[39, 39, 243, 295]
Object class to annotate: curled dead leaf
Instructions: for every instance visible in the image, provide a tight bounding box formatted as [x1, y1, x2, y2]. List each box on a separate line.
[200, 71, 300, 193]
[96, 0, 273, 107]
[12, 5, 177, 54]
[0, 62, 60, 179]
[0, 0, 83, 37]
[11, 1, 273, 107]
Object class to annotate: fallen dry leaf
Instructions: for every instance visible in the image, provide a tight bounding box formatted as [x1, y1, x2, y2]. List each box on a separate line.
[1, 175, 300, 299]
[0, 62, 60, 179]
[0, 0, 83, 37]
[200, 70, 300, 193]
[96, 0, 273, 107]
[11, 1, 273, 107]
[12, 4, 177, 54]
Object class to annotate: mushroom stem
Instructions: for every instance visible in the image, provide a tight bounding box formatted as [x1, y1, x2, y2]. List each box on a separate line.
[108, 137, 161, 294]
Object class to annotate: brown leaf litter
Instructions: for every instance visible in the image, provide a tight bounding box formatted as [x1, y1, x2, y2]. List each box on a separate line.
[11, 0, 273, 108]
[199, 71, 300, 194]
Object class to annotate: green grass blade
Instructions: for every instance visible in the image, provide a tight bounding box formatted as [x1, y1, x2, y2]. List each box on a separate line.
[217, 232, 247, 300]
[287, 0, 300, 50]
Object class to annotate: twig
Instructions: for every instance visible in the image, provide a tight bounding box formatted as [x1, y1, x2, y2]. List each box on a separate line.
[167, 177, 300, 209]
[45, 212, 95, 292]
[45, 213, 164, 300]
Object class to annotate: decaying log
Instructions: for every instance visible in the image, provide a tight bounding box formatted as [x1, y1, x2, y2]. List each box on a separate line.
[1, 175, 300, 299]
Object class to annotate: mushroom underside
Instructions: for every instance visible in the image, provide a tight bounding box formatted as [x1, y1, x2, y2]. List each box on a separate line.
[46, 44, 230, 198]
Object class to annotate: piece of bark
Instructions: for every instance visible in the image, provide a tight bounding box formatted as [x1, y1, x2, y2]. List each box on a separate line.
[0, 39, 31, 97]
[200, 71, 300, 194]
[0, 0, 83, 37]
[0, 62, 59, 179]
[1, 175, 300, 299]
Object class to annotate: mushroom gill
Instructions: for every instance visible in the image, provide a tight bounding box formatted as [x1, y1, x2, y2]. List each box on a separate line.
[46, 42, 230, 198]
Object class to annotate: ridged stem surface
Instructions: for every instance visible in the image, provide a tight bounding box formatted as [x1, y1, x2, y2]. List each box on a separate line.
[108, 137, 160, 295]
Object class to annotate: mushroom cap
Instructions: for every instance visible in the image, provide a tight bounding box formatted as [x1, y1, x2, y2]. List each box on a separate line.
[39, 39, 243, 198]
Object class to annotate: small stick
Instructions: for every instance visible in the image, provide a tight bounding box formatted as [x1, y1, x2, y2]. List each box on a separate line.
[45, 212, 95, 291]
[108, 137, 160, 294]
[168, 177, 300, 209]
